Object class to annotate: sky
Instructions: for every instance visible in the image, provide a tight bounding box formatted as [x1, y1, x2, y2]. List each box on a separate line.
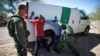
[6, 0, 100, 16]
[43, 0, 100, 14]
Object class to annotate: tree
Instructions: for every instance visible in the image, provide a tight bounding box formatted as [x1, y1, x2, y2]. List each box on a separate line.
[90, 5, 100, 20]
[0, 0, 43, 14]
[0, 0, 43, 18]
[0, 0, 19, 15]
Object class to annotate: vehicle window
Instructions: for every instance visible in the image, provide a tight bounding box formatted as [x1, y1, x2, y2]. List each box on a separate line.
[80, 11, 87, 20]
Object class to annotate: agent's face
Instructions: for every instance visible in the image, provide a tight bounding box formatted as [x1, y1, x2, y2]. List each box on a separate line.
[20, 9, 27, 16]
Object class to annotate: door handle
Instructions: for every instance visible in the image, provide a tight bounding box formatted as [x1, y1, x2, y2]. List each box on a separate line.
[72, 20, 74, 24]
[79, 20, 81, 23]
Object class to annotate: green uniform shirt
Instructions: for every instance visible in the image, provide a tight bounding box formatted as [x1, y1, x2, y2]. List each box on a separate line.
[61, 25, 74, 43]
[12, 15, 28, 46]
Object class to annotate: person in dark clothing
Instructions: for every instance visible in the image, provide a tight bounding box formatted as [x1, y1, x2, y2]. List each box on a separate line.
[46, 16, 61, 53]
[29, 16, 50, 56]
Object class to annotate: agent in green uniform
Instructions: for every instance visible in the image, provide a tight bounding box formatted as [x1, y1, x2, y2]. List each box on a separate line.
[9, 4, 29, 56]
[60, 24, 80, 56]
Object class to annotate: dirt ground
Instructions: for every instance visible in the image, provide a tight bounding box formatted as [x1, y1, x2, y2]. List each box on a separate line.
[0, 24, 100, 56]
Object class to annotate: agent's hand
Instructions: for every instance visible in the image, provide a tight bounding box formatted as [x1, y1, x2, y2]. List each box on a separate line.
[26, 31, 30, 38]
[22, 44, 27, 48]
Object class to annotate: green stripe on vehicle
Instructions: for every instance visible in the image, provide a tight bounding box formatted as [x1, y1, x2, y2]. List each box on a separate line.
[60, 7, 71, 24]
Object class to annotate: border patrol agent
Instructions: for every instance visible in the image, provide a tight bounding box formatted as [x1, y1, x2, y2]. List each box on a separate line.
[8, 4, 29, 56]
[60, 24, 80, 56]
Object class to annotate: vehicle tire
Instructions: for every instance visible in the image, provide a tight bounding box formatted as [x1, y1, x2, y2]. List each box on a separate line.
[45, 31, 55, 47]
[83, 27, 90, 35]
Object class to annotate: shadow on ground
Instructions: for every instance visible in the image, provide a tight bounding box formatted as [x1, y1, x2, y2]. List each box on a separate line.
[27, 33, 100, 56]
[74, 33, 100, 56]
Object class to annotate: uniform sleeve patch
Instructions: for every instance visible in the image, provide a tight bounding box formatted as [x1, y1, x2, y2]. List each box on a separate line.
[18, 22, 23, 28]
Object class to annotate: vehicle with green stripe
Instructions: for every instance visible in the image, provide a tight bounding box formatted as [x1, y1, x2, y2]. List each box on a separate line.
[27, 2, 90, 43]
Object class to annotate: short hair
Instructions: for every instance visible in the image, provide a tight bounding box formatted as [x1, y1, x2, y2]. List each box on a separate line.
[18, 4, 26, 10]
[61, 24, 66, 30]
[16, 2, 26, 14]
[34, 16, 39, 19]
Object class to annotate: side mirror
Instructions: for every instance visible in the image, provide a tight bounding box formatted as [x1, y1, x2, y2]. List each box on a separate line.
[86, 16, 89, 19]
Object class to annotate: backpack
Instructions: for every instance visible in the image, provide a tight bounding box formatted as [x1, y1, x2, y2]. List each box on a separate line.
[7, 16, 16, 37]
[7, 15, 30, 37]
[7, 15, 22, 37]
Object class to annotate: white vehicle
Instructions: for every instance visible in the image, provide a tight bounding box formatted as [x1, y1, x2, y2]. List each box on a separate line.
[22, 2, 90, 44]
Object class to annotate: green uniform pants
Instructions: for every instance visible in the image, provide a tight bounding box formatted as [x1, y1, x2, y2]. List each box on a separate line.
[13, 36, 27, 56]
[57, 36, 80, 56]
[15, 44, 27, 56]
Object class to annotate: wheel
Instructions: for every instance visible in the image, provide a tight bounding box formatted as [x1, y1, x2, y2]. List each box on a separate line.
[45, 31, 54, 47]
[83, 27, 90, 35]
